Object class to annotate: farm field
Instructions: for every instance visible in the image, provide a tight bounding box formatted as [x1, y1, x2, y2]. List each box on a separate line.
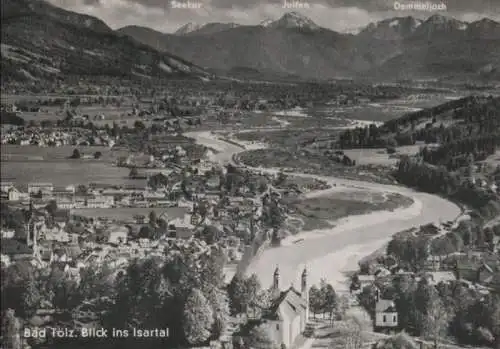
[1, 160, 145, 187]
[72, 207, 187, 221]
[0, 145, 129, 162]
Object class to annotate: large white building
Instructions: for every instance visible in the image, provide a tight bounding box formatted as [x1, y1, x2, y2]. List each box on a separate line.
[28, 183, 54, 194]
[262, 267, 309, 348]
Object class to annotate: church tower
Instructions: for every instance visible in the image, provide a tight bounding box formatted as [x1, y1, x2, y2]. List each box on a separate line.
[273, 266, 280, 290]
[301, 267, 309, 321]
[26, 199, 34, 246]
[271, 266, 280, 299]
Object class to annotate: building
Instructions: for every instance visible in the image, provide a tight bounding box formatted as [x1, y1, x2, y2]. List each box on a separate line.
[0, 182, 14, 193]
[107, 226, 129, 245]
[206, 175, 221, 190]
[190, 213, 201, 226]
[168, 214, 196, 239]
[477, 263, 498, 286]
[262, 267, 309, 348]
[87, 195, 114, 208]
[424, 271, 456, 286]
[28, 183, 54, 195]
[1, 230, 15, 239]
[357, 275, 376, 289]
[374, 288, 398, 331]
[8, 187, 21, 201]
[57, 195, 76, 209]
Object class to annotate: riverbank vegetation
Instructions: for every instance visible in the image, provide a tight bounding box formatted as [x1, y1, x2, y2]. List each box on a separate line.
[286, 193, 413, 232]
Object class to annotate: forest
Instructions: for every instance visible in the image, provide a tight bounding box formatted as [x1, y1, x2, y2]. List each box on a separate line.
[338, 96, 500, 160]
[394, 156, 500, 220]
[350, 95, 500, 348]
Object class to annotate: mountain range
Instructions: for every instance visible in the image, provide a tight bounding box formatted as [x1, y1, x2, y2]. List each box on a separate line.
[2, 0, 500, 84]
[120, 12, 500, 81]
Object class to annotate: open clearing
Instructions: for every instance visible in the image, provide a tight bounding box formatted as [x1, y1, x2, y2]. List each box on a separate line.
[343, 145, 420, 166]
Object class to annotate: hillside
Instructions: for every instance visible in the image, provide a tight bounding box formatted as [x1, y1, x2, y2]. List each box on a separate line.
[120, 13, 500, 81]
[339, 95, 500, 151]
[338, 95, 500, 219]
[0, 0, 210, 84]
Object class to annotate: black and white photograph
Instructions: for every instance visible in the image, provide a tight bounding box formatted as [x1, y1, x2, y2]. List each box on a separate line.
[1, 0, 499, 348]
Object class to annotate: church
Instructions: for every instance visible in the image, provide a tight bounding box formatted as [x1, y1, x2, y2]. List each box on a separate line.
[262, 267, 309, 348]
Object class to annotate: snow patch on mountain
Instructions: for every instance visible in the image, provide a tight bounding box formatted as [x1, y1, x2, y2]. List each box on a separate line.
[268, 12, 320, 30]
[389, 20, 399, 28]
[260, 18, 274, 27]
[174, 22, 202, 35]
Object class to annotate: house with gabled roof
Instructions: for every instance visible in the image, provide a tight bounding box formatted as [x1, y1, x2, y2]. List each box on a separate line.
[374, 288, 398, 331]
[477, 262, 500, 288]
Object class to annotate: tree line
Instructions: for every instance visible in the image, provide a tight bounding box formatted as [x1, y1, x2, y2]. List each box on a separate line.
[394, 156, 499, 220]
[1, 242, 231, 348]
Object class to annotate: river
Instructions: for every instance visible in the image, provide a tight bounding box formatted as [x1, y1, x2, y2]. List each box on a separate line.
[185, 130, 461, 292]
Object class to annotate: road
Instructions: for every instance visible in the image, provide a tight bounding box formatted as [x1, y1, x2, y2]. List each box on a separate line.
[185, 130, 461, 291]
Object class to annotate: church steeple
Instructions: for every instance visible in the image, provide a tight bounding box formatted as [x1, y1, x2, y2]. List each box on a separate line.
[301, 267, 307, 295]
[273, 266, 280, 290]
[26, 198, 34, 246]
[302, 267, 309, 321]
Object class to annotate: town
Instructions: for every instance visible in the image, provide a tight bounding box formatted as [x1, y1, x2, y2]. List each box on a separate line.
[2, 88, 499, 349]
[1, 1, 500, 349]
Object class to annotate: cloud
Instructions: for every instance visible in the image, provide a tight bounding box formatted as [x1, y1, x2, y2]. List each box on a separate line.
[47, 0, 500, 33]
[115, 0, 500, 12]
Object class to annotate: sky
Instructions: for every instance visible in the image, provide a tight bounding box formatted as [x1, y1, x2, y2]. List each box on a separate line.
[47, 0, 500, 33]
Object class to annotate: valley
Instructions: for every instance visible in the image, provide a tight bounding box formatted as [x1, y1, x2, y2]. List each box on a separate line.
[1, 2, 499, 349]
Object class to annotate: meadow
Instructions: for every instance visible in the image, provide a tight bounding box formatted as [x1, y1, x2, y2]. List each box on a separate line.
[1, 161, 143, 187]
[1, 145, 141, 187]
[1, 145, 129, 162]
[343, 145, 420, 166]
[288, 192, 414, 231]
